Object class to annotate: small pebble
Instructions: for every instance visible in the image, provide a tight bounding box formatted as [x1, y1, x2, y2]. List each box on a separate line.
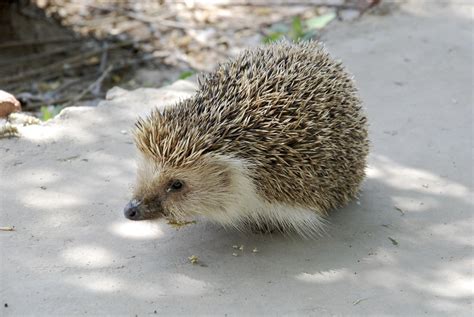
[252, 248, 259, 253]
[232, 252, 238, 257]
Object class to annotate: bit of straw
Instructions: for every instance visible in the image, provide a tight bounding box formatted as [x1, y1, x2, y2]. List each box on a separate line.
[188, 255, 199, 264]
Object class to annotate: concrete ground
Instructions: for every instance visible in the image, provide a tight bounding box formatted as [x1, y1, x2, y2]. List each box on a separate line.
[1, 0, 472, 316]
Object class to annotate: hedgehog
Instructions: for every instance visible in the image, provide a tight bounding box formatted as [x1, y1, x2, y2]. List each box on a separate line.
[124, 41, 369, 237]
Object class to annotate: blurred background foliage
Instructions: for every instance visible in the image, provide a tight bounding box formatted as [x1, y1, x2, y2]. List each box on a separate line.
[0, 0, 382, 120]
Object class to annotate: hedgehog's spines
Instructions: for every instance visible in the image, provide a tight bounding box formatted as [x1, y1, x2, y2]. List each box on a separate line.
[133, 41, 369, 230]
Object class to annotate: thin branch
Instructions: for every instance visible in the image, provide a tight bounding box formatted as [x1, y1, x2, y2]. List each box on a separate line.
[206, 0, 378, 11]
[63, 65, 114, 108]
[60, 51, 170, 108]
[186, 0, 358, 9]
[0, 43, 84, 68]
[0, 41, 134, 85]
[0, 37, 79, 49]
[99, 42, 109, 73]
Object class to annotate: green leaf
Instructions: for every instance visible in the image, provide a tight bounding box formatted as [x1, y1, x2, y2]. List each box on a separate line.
[263, 32, 284, 44]
[291, 16, 304, 40]
[178, 70, 195, 80]
[305, 12, 337, 30]
[40, 106, 52, 121]
[40, 105, 62, 121]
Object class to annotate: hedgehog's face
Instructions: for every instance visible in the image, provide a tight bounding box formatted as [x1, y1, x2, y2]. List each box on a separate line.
[124, 154, 235, 222]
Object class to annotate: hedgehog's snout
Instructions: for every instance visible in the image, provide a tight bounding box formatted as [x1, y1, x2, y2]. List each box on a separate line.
[124, 198, 167, 221]
[124, 199, 144, 220]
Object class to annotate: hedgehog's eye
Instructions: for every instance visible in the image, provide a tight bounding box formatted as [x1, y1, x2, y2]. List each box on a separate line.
[167, 180, 184, 192]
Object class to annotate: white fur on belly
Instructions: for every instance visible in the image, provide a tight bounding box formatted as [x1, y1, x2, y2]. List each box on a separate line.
[208, 155, 327, 237]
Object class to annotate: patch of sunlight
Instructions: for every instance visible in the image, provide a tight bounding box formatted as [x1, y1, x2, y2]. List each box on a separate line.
[127, 281, 165, 299]
[66, 273, 122, 293]
[46, 213, 80, 227]
[13, 168, 61, 185]
[365, 165, 382, 179]
[429, 221, 474, 246]
[168, 274, 209, 296]
[21, 111, 99, 144]
[22, 190, 80, 208]
[295, 269, 350, 284]
[109, 220, 164, 239]
[411, 260, 474, 298]
[452, 4, 474, 19]
[369, 155, 472, 203]
[61, 245, 114, 267]
[16, 124, 58, 142]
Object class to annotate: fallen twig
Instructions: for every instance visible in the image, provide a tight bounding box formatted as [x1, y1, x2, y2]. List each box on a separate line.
[388, 237, 399, 246]
[0, 43, 84, 68]
[53, 74, 97, 95]
[62, 51, 169, 108]
[98, 42, 109, 75]
[352, 298, 368, 305]
[0, 41, 135, 85]
[394, 206, 405, 215]
[0, 226, 15, 231]
[20, 51, 169, 110]
[0, 37, 78, 49]
[0, 48, 104, 85]
[63, 65, 114, 108]
[192, 0, 359, 10]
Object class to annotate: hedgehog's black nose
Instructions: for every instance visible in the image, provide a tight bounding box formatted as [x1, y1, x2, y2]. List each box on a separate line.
[124, 199, 143, 221]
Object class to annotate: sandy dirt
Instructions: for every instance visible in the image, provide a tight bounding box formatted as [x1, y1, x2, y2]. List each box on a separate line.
[1, 0, 473, 316]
